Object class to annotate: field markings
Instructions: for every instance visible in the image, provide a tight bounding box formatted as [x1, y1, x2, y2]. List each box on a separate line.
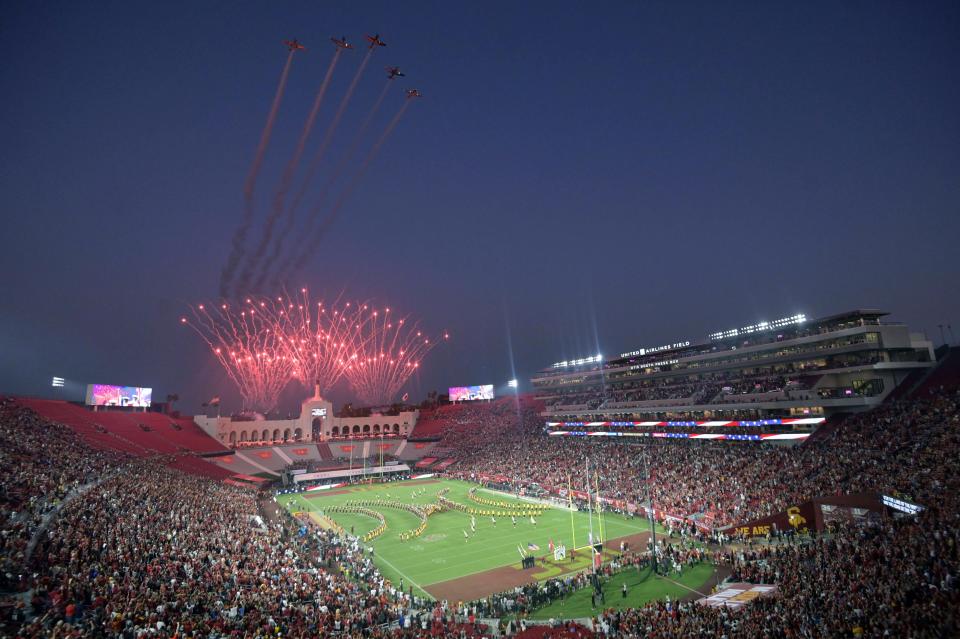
[655, 573, 710, 598]
[281, 481, 662, 593]
[407, 514, 655, 585]
[306, 487, 651, 580]
[373, 551, 433, 599]
[283, 493, 432, 598]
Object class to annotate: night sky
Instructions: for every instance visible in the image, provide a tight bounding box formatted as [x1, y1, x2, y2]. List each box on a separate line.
[1, 1, 958, 413]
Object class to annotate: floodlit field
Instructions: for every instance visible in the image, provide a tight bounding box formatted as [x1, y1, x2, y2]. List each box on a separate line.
[277, 478, 668, 601]
[527, 564, 715, 619]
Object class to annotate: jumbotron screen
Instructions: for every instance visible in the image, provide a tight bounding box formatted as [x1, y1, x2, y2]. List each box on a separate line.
[85, 384, 153, 407]
[449, 385, 494, 401]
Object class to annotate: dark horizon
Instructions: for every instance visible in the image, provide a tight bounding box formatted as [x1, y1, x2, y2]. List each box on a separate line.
[1, 1, 958, 414]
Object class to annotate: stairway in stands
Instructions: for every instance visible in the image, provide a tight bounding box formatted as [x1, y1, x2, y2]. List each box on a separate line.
[884, 369, 925, 403]
[316, 442, 334, 460]
[912, 346, 960, 397]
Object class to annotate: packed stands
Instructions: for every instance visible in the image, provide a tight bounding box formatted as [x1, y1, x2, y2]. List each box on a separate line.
[0, 398, 128, 594]
[452, 392, 957, 528]
[0, 401, 489, 637]
[592, 500, 959, 637]
[3, 372, 959, 636]
[441, 387, 960, 636]
[412, 396, 544, 449]
[11, 461, 415, 636]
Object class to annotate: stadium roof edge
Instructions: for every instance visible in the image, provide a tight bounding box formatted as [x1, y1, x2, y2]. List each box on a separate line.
[812, 309, 889, 323]
[536, 308, 894, 373]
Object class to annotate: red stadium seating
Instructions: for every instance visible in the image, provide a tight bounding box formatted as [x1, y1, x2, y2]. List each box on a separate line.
[18, 399, 228, 456]
[165, 454, 236, 480]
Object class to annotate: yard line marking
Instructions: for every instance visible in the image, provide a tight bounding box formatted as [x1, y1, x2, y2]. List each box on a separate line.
[280, 480, 662, 599]
[375, 552, 432, 599]
[656, 573, 710, 597]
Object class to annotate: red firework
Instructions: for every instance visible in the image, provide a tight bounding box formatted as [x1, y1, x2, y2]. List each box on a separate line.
[181, 301, 298, 413]
[340, 305, 449, 406]
[250, 289, 367, 395]
[182, 291, 446, 410]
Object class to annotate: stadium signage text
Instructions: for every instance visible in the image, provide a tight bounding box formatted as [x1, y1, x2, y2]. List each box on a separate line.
[734, 524, 773, 537]
[881, 494, 924, 515]
[619, 341, 691, 359]
[630, 359, 678, 370]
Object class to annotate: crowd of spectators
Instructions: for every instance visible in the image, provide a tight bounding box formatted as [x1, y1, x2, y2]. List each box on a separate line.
[595, 503, 958, 638]
[5, 454, 435, 637]
[3, 378, 959, 637]
[0, 399, 128, 593]
[411, 398, 544, 455]
[455, 392, 960, 528]
[449, 389, 960, 636]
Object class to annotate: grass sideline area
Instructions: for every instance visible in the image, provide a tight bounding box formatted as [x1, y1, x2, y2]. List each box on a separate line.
[277, 478, 672, 600]
[525, 564, 714, 619]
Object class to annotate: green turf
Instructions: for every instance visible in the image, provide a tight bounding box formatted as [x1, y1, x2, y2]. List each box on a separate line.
[277, 478, 667, 599]
[527, 563, 715, 619]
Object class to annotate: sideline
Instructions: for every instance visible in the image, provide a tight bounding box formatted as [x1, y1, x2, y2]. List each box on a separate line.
[375, 552, 433, 600]
[287, 492, 433, 599]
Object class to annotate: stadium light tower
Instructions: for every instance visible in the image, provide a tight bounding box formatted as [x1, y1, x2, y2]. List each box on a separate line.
[507, 379, 518, 389]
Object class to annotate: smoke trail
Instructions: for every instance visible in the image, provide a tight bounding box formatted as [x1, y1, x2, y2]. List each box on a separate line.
[220, 49, 297, 298]
[254, 49, 377, 292]
[283, 98, 413, 282]
[234, 48, 343, 296]
[262, 77, 393, 292]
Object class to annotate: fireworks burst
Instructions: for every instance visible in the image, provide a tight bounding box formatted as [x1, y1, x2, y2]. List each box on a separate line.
[252, 290, 367, 394]
[341, 305, 449, 406]
[182, 291, 447, 410]
[181, 301, 298, 413]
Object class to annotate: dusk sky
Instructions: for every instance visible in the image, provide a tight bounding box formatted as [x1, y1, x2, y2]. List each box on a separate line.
[1, 1, 958, 413]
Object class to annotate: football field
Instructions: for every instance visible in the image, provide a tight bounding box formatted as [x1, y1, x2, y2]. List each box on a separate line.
[277, 478, 667, 601]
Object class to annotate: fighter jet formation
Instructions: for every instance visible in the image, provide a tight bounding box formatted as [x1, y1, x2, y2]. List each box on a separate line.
[220, 33, 423, 299]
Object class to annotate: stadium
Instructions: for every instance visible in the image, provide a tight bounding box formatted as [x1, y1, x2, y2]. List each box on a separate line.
[2, 306, 959, 637]
[3, 4, 959, 638]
